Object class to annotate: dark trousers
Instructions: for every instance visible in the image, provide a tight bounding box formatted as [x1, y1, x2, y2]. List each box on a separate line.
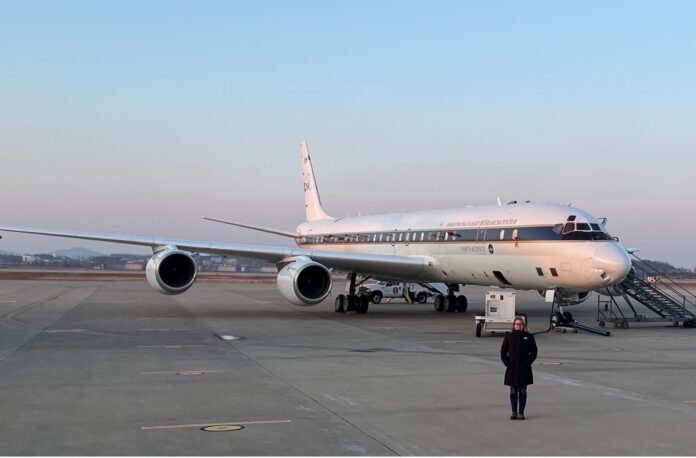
[509, 385, 528, 413]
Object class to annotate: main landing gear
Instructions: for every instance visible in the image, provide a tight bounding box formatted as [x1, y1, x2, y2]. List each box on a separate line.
[432, 283, 468, 313]
[334, 272, 369, 314]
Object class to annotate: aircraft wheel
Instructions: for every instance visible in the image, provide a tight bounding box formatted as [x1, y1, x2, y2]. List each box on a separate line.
[416, 292, 428, 304]
[475, 321, 483, 338]
[357, 295, 369, 314]
[551, 311, 563, 327]
[445, 295, 457, 312]
[335, 295, 346, 313]
[433, 295, 445, 312]
[370, 291, 382, 304]
[456, 295, 468, 313]
[562, 311, 573, 322]
[598, 321, 605, 328]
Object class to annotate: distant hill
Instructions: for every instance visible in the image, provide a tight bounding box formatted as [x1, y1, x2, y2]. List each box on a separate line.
[632, 259, 690, 274]
[51, 247, 104, 259]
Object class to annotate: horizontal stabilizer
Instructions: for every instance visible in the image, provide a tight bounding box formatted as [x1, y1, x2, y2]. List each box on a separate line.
[201, 216, 299, 238]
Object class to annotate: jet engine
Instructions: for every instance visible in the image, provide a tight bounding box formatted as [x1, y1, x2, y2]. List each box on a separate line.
[276, 257, 332, 306]
[146, 248, 198, 295]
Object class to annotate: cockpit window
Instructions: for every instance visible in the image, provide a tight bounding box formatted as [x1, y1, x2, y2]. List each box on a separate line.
[562, 222, 575, 234]
[559, 220, 611, 240]
[567, 215, 577, 221]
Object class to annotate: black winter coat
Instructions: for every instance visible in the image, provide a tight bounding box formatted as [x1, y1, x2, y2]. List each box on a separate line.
[500, 330, 538, 387]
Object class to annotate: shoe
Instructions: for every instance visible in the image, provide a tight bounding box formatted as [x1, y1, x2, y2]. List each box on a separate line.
[518, 413, 525, 420]
[510, 412, 518, 420]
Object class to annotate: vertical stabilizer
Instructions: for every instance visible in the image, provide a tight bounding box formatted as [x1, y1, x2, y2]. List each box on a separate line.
[300, 140, 332, 221]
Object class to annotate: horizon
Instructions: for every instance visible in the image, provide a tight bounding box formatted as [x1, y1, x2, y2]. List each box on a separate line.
[1, 1, 695, 267]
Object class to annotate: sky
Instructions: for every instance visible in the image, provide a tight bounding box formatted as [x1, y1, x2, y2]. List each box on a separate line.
[0, 0, 695, 267]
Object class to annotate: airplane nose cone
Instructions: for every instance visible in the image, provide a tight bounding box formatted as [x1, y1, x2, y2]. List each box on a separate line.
[593, 243, 632, 286]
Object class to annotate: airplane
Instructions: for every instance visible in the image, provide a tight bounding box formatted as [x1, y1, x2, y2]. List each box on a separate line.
[0, 141, 632, 319]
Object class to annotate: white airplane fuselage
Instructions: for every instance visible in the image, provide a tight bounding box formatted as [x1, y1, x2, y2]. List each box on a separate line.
[296, 202, 631, 293]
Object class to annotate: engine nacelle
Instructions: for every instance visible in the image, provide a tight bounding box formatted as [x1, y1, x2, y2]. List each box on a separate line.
[276, 257, 332, 306]
[146, 249, 197, 295]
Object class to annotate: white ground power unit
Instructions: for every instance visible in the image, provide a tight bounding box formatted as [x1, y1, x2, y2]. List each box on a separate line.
[474, 290, 526, 337]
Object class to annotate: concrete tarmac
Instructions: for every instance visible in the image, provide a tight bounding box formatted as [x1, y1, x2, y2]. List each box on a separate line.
[0, 280, 695, 455]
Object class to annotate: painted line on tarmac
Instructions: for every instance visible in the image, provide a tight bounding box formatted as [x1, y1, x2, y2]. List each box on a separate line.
[140, 370, 224, 375]
[141, 419, 292, 430]
[417, 340, 472, 344]
[135, 317, 181, 319]
[136, 328, 192, 331]
[0, 301, 17, 303]
[136, 345, 205, 349]
[684, 400, 696, 404]
[45, 329, 88, 333]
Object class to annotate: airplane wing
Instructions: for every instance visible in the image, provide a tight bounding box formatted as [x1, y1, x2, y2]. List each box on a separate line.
[201, 216, 300, 238]
[0, 226, 430, 278]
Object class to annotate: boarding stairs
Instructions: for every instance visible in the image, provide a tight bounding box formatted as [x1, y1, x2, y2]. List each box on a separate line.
[597, 254, 696, 328]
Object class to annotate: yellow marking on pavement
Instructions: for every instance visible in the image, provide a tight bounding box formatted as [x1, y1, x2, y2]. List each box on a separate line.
[141, 419, 292, 430]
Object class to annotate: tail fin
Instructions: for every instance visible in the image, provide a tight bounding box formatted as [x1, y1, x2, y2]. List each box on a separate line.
[300, 140, 332, 221]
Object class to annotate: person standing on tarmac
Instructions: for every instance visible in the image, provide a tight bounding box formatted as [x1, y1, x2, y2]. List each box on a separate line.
[500, 317, 538, 420]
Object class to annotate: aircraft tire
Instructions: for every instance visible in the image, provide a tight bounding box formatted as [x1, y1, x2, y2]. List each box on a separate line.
[551, 311, 563, 327]
[357, 295, 369, 314]
[335, 295, 346, 313]
[416, 292, 428, 304]
[475, 321, 483, 338]
[562, 311, 573, 322]
[433, 295, 445, 312]
[456, 295, 468, 313]
[370, 291, 382, 304]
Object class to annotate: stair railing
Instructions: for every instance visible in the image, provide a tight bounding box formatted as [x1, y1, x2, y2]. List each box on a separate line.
[630, 254, 696, 311]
